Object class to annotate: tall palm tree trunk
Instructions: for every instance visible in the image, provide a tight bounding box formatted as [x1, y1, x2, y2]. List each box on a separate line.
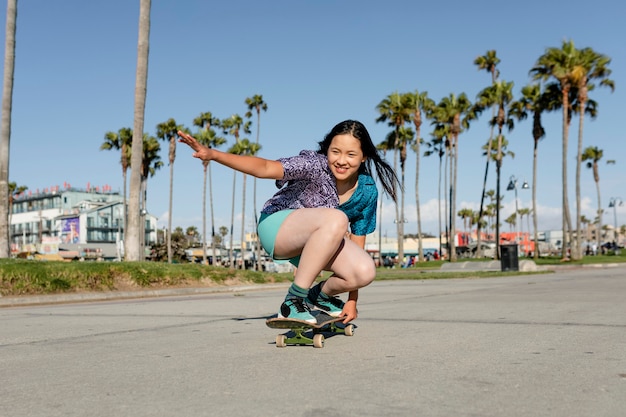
[399, 163, 406, 263]
[0, 0, 17, 258]
[593, 165, 602, 250]
[253, 176, 260, 269]
[475, 61, 498, 258]
[495, 131, 504, 260]
[532, 140, 539, 260]
[229, 171, 236, 268]
[444, 149, 449, 259]
[240, 173, 247, 270]
[126, 0, 151, 261]
[393, 144, 403, 264]
[561, 91, 572, 259]
[476, 154, 491, 257]
[140, 177, 148, 255]
[476, 116, 496, 258]
[167, 158, 174, 263]
[122, 170, 127, 241]
[594, 176, 602, 248]
[209, 162, 217, 265]
[415, 140, 423, 262]
[437, 151, 443, 256]
[574, 93, 587, 260]
[412, 111, 425, 262]
[450, 137, 459, 262]
[202, 162, 208, 264]
[377, 149, 386, 264]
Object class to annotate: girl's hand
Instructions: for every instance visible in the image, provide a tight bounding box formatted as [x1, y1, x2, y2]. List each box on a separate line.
[178, 131, 212, 161]
[341, 299, 358, 323]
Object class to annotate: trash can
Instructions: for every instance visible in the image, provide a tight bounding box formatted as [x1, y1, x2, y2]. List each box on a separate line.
[500, 244, 519, 272]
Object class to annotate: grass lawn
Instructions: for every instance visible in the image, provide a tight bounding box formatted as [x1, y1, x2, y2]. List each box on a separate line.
[1, 251, 624, 297]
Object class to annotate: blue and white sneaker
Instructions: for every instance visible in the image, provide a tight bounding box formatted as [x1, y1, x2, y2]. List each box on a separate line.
[307, 294, 345, 318]
[278, 297, 316, 323]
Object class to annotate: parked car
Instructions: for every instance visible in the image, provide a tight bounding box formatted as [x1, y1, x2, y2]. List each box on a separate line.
[456, 241, 496, 259]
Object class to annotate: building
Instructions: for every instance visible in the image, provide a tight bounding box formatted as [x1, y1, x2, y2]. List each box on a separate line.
[10, 184, 157, 260]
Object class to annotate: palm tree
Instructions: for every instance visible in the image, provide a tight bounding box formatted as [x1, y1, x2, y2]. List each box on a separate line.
[230, 138, 261, 269]
[530, 39, 583, 259]
[205, 127, 226, 263]
[423, 128, 447, 256]
[101, 127, 133, 235]
[126, 0, 151, 261]
[505, 213, 516, 233]
[156, 118, 185, 263]
[376, 92, 413, 263]
[485, 189, 497, 235]
[581, 215, 591, 245]
[431, 93, 475, 261]
[186, 226, 199, 246]
[599, 224, 615, 247]
[481, 134, 515, 243]
[518, 207, 532, 253]
[140, 134, 163, 252]
[457, 208, 474, 240]
[384, 126, 414, 263]
[227, 165, 237, 267]
[509, 83, 548, 260]
[375, 141, 393, 262]
[572, 46, 614, 259]
[219, 225, 228, 251]
[427, 123, 453, 259]
[221, 114, 251, 268]
[193, 112, 225, 265]
[474, 80, 515, 259]
[473, 50, 501, 258]
[245, 95, 268, 270]
[0, 0, 17, 258]
[581, 146, 614, 250]
[474, 50, 500, 82]
[407, 90, 435, 262]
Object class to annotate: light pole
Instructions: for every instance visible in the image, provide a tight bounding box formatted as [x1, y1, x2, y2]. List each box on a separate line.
[608, 197, 623, 244]
[506, 176, 529, 244]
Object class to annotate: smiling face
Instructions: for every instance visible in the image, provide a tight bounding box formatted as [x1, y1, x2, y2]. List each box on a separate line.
[326, 133, 366, 184]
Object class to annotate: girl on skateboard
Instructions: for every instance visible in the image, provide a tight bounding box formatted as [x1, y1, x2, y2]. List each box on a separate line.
[178, 120, 398, 323]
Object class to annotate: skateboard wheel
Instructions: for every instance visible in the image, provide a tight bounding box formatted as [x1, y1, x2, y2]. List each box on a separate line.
[344, 324, 355, 336]
[313, 334, 325, 348]
[276, 334, 286, 348]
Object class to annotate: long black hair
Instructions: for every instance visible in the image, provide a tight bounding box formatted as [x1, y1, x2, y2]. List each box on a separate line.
[318, 120, 399, 202]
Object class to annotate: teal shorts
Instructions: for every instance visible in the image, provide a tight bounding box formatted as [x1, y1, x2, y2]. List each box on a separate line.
[258, 210, 301, 267]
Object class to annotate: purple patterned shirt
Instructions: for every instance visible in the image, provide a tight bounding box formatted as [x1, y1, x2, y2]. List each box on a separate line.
[261, 150, 339, 214]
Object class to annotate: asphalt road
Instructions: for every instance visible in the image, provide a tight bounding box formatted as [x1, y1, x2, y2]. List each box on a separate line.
[1, 265, 625, 417]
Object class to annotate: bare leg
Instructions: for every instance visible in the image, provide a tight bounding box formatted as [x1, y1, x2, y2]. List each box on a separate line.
[321, 238, 376, 295]
[273, 208, 348, 290]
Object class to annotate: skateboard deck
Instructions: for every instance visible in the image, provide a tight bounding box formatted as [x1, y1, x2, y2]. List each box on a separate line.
[266, 311, 355, 348]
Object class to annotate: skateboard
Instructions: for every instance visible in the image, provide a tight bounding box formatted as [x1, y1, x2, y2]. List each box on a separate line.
[266, 311, 355, 348]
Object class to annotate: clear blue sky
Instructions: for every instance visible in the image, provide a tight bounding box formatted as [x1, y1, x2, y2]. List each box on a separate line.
[3, 0, 625, 240]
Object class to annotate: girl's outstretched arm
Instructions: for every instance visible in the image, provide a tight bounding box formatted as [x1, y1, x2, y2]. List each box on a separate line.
[178, 131, 284, 179]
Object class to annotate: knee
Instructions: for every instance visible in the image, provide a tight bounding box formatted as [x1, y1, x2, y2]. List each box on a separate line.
[324, 210, 349, 239]
[354, 256, 376, 287]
